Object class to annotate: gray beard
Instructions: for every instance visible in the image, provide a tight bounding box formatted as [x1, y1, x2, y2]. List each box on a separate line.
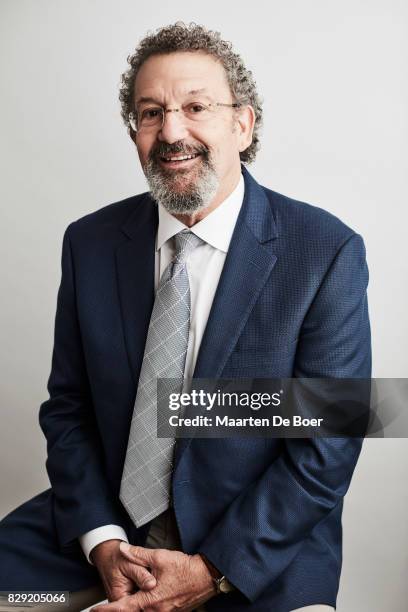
[144, 155, 219, 215]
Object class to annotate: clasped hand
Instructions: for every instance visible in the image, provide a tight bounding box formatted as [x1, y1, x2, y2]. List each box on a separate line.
[90, 540, 216, 612]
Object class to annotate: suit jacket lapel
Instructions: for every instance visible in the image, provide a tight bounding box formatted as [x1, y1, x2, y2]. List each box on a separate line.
[175, 167, 279, 467]
[115, 194, 157, 386]
[194, 166, 279, 378]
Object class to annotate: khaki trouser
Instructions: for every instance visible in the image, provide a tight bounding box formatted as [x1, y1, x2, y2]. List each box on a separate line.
[0, 508, 334, 611]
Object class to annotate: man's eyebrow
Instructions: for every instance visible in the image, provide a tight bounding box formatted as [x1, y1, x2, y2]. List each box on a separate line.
[187, 88, 209, 95]
[135, 89, 212, 106]
[135, 96, 161, 105]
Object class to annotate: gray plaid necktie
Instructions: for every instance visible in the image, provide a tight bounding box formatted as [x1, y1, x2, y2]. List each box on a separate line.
[120, 229, 203, 527]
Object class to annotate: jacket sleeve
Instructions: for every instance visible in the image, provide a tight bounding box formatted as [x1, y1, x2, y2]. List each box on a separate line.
[39, 224, 126, 548]
[198, 233, 371, 602]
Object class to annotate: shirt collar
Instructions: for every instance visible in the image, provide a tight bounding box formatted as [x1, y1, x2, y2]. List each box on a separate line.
[156, 173, 245, 253]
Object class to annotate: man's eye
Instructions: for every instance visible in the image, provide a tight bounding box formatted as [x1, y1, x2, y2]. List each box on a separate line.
[142, 108, 161, 119]
[187, 103, 207, 113]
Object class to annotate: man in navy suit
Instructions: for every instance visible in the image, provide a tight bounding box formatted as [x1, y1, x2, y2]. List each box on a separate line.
[0, 23, 370, 612]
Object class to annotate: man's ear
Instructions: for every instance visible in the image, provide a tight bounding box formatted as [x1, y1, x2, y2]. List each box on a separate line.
[129, 129, 137, 144]
[235, 105, 256, 153]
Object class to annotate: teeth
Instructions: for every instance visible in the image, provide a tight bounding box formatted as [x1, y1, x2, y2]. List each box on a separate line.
[164, 154, 198, 161]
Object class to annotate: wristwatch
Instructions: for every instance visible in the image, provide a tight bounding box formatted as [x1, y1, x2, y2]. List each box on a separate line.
[213, 574, 235, 594]
[199, 553, 235, 594]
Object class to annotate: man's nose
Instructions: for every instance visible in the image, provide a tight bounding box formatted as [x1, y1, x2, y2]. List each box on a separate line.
[157, 110, 190, 144]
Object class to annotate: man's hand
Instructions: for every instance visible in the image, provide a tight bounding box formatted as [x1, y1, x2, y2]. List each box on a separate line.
[90, 542, 217, 611]
[90, 539, 157, 601]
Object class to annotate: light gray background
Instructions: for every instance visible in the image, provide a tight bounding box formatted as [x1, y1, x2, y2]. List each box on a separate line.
[1, 1, 407, 610]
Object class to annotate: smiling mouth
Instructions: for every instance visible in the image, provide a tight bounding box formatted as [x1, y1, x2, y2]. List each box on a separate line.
[159, 152, 202, 164]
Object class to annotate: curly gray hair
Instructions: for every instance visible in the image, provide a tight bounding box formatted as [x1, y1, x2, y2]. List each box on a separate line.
[119, 22, 263, 164]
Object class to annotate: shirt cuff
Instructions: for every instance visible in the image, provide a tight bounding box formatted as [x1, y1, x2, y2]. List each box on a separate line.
[79, 525, 129, 565]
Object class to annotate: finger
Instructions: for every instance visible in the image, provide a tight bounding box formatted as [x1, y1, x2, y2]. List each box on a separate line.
[122, 561, 157, 590]
[108, 583, 134, 602]
[119, 542, 156, 565]
[91, 605, 132, 612]
[90, 604, 121, 612]
[91, 594, 144, 612]
[102, 573, 134, 601]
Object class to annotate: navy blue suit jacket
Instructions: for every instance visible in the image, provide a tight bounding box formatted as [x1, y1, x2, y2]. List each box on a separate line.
[2, 166, 371, 611]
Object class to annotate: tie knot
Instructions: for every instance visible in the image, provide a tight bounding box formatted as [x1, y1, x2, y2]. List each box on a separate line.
[173, 230, 203, 263]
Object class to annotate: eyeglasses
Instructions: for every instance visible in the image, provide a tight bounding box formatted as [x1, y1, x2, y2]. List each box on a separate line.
[129, 100, 242, 133]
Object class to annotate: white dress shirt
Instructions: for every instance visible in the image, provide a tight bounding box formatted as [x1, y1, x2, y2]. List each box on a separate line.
[79, 173, 245, 563]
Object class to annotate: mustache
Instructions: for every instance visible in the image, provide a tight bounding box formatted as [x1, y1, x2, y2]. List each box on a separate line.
[149, 141, 209, 160]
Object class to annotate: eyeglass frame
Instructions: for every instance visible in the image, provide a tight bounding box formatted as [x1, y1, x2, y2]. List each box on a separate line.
[129, 101, 243, 133]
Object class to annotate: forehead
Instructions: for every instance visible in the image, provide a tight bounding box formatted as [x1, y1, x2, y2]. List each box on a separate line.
[134, 51, 230, 102]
